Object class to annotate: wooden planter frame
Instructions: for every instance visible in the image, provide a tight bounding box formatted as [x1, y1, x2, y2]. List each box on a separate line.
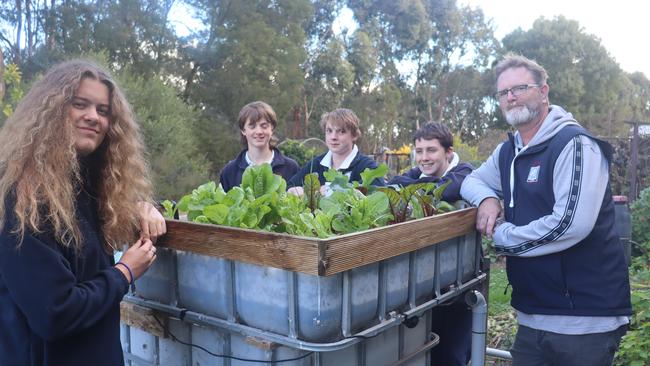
[156, 207, 477, 276]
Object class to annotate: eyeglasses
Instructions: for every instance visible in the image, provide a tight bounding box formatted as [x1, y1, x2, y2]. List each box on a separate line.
[494, 84, 540, 100]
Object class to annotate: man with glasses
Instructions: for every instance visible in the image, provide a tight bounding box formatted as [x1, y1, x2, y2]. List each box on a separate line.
[461, 54, 631, 366]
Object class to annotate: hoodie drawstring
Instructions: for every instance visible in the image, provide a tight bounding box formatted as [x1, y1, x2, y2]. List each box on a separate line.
[509, 145, 526, 208]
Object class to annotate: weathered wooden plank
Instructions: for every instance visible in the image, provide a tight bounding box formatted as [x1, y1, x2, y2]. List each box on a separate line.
[156, 220, 322, 275]
[155, 208, 477, 276]
[120, 301, 166, 338]
[319, 208, 477, 276]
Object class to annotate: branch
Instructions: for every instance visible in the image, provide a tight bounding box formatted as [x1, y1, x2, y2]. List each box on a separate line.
[0, 33, 13, 49]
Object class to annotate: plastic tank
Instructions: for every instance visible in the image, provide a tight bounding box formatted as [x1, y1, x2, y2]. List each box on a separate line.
[613, 195, 632, 266]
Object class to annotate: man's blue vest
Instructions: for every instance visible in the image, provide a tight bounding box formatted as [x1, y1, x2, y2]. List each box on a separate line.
[497, 125, 631, 316]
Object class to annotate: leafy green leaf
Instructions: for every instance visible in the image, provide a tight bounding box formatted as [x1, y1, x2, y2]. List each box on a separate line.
[360, 163, 388, 189]
[161, 200, 176, 219]
[203, 204, 229, 224]
[432, 180, 451, 201]
[241, 163, 286, 198]
[436, 201, 455, 213]
[303, 173, 321, 212]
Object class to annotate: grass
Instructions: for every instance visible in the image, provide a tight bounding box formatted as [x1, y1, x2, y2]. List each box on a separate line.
[486, 261, 517, 366]
[488, 265, 511, 316]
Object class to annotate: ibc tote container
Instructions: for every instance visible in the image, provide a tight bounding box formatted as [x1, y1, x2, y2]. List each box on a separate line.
[120, 207, 487, 366]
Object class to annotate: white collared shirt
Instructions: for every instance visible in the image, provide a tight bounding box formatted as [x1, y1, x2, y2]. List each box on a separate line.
[320, 145, 359, 196]
[245, 150, 275, 167]
[320, 144, 359, 172]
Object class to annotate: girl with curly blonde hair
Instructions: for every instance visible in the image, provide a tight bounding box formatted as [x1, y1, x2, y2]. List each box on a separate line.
[0, 59, 165, 365]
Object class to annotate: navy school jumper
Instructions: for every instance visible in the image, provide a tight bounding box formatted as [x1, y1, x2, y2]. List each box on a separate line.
[287, 151, 385, 187]
[219, 148, 299, 192]
[0, 185, 129, 366]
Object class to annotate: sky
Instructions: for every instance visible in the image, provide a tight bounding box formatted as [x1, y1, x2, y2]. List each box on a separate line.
[458, 0, 649, 78]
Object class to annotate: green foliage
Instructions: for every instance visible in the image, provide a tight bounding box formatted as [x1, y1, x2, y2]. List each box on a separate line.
[453, 135, 484, 167]
[615, 263, 650, 365]
[631, 187, 650, 258]
[1, 63, 24, 119]
[321, 190, 392, 234]
[184, 0, 312, 125]
[92, 1, 178, 78]
[488, 267, 512, 316]
[380, 183, 429, 223]
[170, 164, 457, 238]
[302, 173, 322, 213]
[161, 200, 176, 219]
[487, 265, 518, 358]
[278, 139, 319, 166]
[278, 193, 334, 238]
[321, 163, 388, 192]
[300, 37, 354, 138]
[627, 72, 650, 122]
[379, 180, 451, 223]
[358, 163, 389, 192]
[5, 0, 642, 163]
[241, 163, 286, 199]
[174, 169, 285, 231]
[438, 67, 499, 141]
[117, 67, 211, 200]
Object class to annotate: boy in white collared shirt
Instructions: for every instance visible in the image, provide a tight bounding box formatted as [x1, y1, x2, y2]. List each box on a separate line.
[287, 108, 384, 195]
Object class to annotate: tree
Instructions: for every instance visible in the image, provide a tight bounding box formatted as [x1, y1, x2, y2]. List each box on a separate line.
[296, 36, 354, 139]
[93, 0, 179, 78]
[416, 2, 498, 129]
[344, 0, 498, 145]
[439, 66, 496, 141]
[0, 0, 180, 80]
[181, 0, 311, 121]
[291, 0, 347, 139]
[627, 72, 650, 122]
[176, 0, 315, 174]
[117, 68, 211, 199]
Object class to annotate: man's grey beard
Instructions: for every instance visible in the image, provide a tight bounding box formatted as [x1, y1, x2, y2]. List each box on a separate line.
[504, 105, 540, 126]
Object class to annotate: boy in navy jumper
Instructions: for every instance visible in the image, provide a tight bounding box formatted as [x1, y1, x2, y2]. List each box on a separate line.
[388, 121, 474, 366]
[288, 108, 384, 195]
[219, 101, 299, 191]
[388, 121, 473, 203]
[461, 54, 630, 366]
[0, 60, 164, 366]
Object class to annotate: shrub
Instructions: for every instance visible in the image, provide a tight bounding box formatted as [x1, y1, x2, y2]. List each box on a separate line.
[616, 188, 650, 365]
[615, 261, 650, 366]
[631, 187, 650, 258]
[278, 138, 320, 166]
[0, 63, 25, 122]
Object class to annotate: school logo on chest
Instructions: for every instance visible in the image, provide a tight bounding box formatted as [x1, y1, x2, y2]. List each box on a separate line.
[527, 161, 541, 183]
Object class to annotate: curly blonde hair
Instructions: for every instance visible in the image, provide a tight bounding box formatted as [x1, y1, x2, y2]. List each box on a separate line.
[0, 60, 152, 252]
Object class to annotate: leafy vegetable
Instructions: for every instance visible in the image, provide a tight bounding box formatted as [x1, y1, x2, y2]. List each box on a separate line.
[379, 180, 452, 223]
[303, 173, 321, 213]
[322, 190, 392, 234]
[161, 200, 176, 219]
[358, 164, 388, 194]
[241, 163, 286, 198]
[167, 163, 457, 238]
